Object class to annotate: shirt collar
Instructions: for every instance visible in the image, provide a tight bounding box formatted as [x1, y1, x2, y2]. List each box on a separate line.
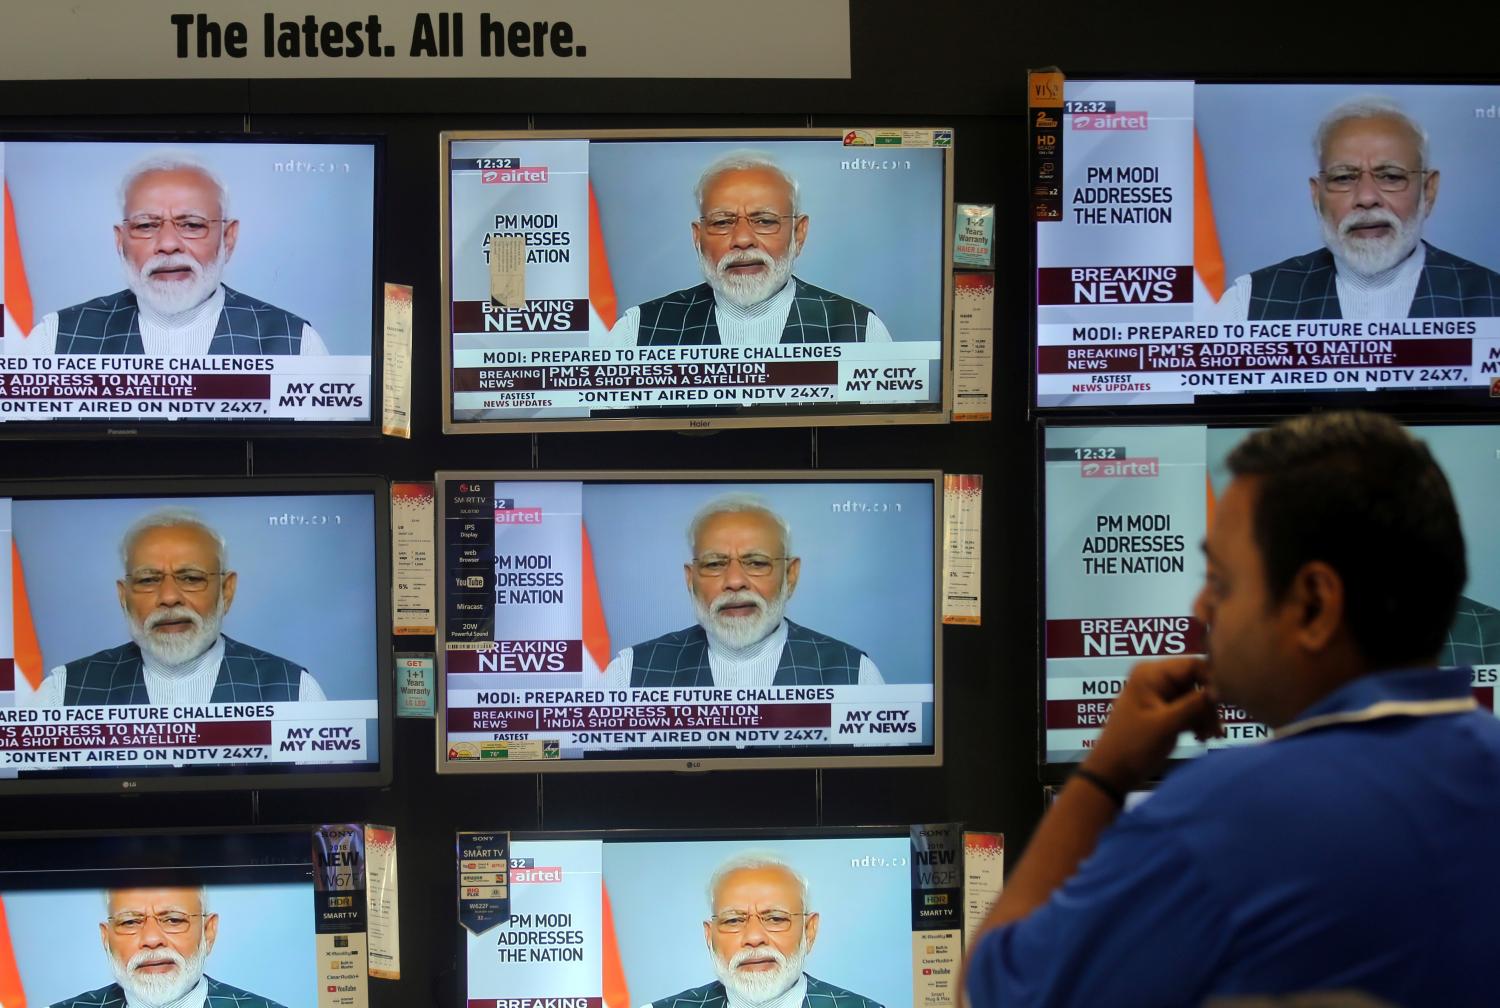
[723, 971, 808, 1008]
[1274, 665, 1476, 741]
[140, 634, 226, 681]
[136, 283, 225, 331]
[1329, 238, 1426, 292]
[704, 618, 789, 665]
[711, 274, 797, 323]
[122, 974, 208, 1008]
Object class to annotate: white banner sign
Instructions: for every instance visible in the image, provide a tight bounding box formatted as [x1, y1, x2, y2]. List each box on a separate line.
[0, 1, 851, 80]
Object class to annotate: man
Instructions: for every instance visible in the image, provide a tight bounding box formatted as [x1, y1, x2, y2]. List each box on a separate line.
[1212, 97, 1500, 319]
[52, 885, 286, 1008]
[28, 509, 324, 706]
[20, 153, 329, 355]
[646, 854, 881, 1008]
[965, 412, 1500, 1006]
[602, 496, 882, 688]
[605, 152, 892, 345]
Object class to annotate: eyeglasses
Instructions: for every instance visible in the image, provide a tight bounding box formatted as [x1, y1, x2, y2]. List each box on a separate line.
[707, 909, 809, 933]
[104, 911, 205, 935]
[1317, 166, 1427, 193]
[121, 215, 230, 240]
[122, 568, 227, 594]
[691, 554, 790, 577]
[699, 212, 796, 236]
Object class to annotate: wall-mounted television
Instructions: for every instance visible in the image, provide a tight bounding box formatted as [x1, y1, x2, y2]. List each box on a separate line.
[463, 826, 963, 1008]
[0, 476, 391, 793]
[0, 134, 380, 436]
[0, 826, 362, 1008]
[1033, 81, 1500, 413]
[435, 471, 941, 772]
[1039, 421, 1500, 774]
[440, 128, 953, 433]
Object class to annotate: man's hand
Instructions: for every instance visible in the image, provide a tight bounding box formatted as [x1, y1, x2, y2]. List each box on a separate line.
[1082, 657, 1221, 795]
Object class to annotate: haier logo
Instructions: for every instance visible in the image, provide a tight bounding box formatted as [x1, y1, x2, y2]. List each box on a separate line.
[1081, 458, 1160, 478]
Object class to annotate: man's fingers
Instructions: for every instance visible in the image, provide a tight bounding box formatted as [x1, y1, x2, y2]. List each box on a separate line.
[1162, 687, 1218, 737]
[1129, 657, 1209, 700]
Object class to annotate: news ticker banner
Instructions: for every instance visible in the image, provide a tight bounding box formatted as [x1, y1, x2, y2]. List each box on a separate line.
[392, 481, 437, 635]
[381, 282, 414, 438]
[1033, 78, 1500, 406]
[0, 2, 850, 80]
[0, 355, 372, 422]
[365, 824, 401, 981]
[941, 474, 982, 626]
[0, 700, 378, 773]
[1042, 426, 1251, 763]
[444, 684, 934, 762]
[458, 831, 512, 935]
[952, 273, 994, 422]
[313, 824, 370, 1008]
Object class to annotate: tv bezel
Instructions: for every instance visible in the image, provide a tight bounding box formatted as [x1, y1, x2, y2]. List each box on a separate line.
[0, 130, 385, 440]
[461, 823, 942, 1008]
[1027, 75, 1500, 421]
[434, 468, 945, 774]
[1034, 414, 1490, 782]
[438, 126, 955, 434]
[0, 473, 394, 795]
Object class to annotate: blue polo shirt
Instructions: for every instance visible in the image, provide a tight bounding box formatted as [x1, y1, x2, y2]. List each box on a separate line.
[968, 667, 1500, 1007]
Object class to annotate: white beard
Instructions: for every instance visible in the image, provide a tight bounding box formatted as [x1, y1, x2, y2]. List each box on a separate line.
[1320, 196, 1427, 277]
[710, 936, 808, 1005]
[698, 237, 798, 309]
[692, 579, 791, 651]
[109, 937, 208, 1008]
[120, 240, 226, 317]
[125, 598, 223, 667]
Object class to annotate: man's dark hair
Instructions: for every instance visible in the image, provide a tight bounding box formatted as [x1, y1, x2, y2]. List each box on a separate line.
[1227, 411, 1466, 669]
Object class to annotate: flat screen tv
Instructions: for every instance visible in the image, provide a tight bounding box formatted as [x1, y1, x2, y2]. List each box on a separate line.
[0, 826, 365, 1008]
[462, 826, 963, 1008]
[0, 476, 391, 793]
[435, 471, 941, 772]
[1033, 80, 1500, 413]
[1039, 421, 1500, 774]
[0, 134, 380, 436]
[440, 128, 954, 433]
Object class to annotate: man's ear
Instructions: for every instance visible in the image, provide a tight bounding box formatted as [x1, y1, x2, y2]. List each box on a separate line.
[803, 910, 820, 952]
[1287, 560, 1345, 653]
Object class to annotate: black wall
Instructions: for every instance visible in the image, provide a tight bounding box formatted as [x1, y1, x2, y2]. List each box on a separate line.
[0, 3, 1473, 1003]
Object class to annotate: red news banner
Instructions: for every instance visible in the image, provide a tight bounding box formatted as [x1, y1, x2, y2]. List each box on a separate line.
[0, 355, 371, 420]
[0, 701, 375, 769]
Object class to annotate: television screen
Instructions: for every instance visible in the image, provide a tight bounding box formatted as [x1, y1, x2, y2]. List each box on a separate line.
[463, 827, 962, 1008]
[0, 827, 359, 1008]
[0, 135, 379, 435]
[1034, 81, 1500, 411]
[440, 128, 953, 433]
[0, 477, 391, 793]
[436, 472, 940, 772]
[1040, 422, 1500, 768]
